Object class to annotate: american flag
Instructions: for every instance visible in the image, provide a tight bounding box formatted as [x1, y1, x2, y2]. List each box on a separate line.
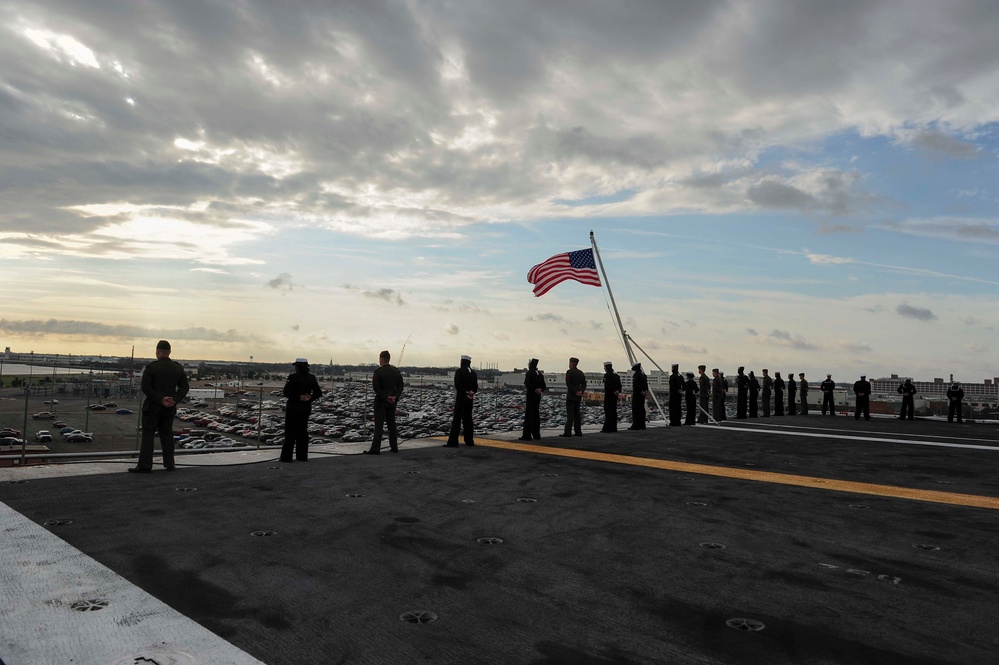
[527, 248, 601, 297]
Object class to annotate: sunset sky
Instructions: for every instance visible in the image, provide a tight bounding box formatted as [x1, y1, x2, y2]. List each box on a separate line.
[2, 1, 998, 381]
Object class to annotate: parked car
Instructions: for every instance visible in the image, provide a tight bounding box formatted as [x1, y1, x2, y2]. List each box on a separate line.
[86, 404, 106, 411]
[0, 437, 25, 446]
[35, 430, 53, 443]
[0, 428, 21, 437]
[66, 433, 93, 443]
[32, 411, 55, 419]
[103, 402, 117, 408]
[52, 421, 67, 429]
[44, 399, 60, 405]
[115, 408, 133, 415]
[59, 426, 76, 434]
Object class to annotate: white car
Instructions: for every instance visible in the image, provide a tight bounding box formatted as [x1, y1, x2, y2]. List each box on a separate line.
[35, 430, 53, 443]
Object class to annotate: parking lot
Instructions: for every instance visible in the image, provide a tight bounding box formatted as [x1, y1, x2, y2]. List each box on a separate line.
[0, 381, 629, 458]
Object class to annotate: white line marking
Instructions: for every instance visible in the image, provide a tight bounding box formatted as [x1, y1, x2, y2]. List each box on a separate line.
[0, 502, 265, 665]
[702, 424, 999, 451]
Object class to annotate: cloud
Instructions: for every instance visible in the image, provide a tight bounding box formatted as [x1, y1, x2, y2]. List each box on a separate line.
[0, 318, 261, 343]
[906, 129, 980, 159]
[343, 284, 405, 305]
[433, 300, 490, 314]
[745, 328, 758, 336]
[806, 253, 855, 265]
[767, 329, 816, 350]
[363, 288, 405, 306]
[267, 273, 296, 293]
[528, 313, 566, 323]
[963, 342, 989, 354]
[832, 340, 872, 353]
[879, 218, 999, 245]
[290, 324, 300, 331]
[964, 316, 981, 326]
[446, 324, 459, 335]
[896, 303, 937, 321]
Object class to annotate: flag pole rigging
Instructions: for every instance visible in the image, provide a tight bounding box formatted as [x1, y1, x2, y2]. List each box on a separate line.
[589, 231, 636, 367]
[590, 231, 670, 424]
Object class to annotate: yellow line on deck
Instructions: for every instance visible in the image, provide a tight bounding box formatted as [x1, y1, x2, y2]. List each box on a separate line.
[472, 438, 999, 511]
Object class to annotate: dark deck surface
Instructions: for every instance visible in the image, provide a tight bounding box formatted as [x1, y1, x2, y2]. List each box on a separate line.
[2, 416, 999, 664]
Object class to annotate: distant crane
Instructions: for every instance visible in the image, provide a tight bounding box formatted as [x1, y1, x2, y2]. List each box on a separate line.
[399, 334, 412, 365]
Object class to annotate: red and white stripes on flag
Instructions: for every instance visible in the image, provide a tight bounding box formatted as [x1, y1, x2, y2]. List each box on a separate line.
[527, 248, 601, 297]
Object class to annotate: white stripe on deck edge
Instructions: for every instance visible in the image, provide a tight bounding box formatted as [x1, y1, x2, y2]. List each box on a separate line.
[704, 424, 999, 451]
[0, 502, 265, 665]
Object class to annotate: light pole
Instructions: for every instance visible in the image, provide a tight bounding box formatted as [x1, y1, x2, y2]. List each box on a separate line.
[19, 352, 34, 466]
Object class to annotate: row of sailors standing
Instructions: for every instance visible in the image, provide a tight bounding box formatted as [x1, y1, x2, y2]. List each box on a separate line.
[536, 361, 971, 432]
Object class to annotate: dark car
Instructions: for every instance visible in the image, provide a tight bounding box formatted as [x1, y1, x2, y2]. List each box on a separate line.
[66, 433, 93, 443]
[87, 404, 107, 411]
[115, 408, 133, 415]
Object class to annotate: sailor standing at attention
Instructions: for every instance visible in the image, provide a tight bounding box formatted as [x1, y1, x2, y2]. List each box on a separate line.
[798, 373, 809, 415]
[853, 374, 872, 421]
[561, 357, 586, 437]
[629, 362, 649, 430]
[946, 381, 964, 423]
[786, 372, 797, 416]
[748, 371, 760, 418]
[130, 340, 189, 473]
[601, 361, 622, 433]
[772, 372, 785, 416]
[519, 358, 547, 440]
[897, 378, 917, 421]
[820, 374, 836, 415]
[683, 372, 699, 425]
[761, 369, 773, 417]
[668, 364, 684, 426]
[445, 354, 478, 447]
[281, 358, 323, 463]
[697, 365, 711, 424]
[735, 367, 749, 419]
[711, 368, 726, 421]
[365, 350, 404, 455]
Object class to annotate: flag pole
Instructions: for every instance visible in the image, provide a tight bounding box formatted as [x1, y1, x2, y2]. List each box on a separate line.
[590, 231, 636, 366]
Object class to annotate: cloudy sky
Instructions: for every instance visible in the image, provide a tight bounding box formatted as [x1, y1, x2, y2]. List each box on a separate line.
[2, 1, 998, 380]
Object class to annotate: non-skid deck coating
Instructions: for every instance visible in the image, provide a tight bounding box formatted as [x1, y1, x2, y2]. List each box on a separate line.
[2, 416, 999, 665]
[476, 435, 999, 510]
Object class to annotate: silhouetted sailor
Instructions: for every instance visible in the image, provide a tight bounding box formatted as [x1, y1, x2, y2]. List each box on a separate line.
[601, 361, 622, 433]
[282, 358, 323, 462]
[735, 367, 749, 419]
[711, 368, 726, 421]
[820, 374, 836, 415]
[719, 371, 729, 420]
[853, 375, 871, 421]
[786, 372, 797, 416]
[365, 350, 403, 454]
[896, 378, 917, 421]
[131, 340, 189, 473]
[748, 371, 760, 418]
[684, 372, 699, 425]
[561, 357, 586, 437]
[697, 365, 711, 424]
[761, 369, 773, 417]
[947, 382, 964, 423]
[519, 358, 547, 440]
[446, 354, 478, 447]
[629, 362, 648, 430]
[798, 373, 809, 415]
[668, 364, 684, 426]
[773, 372, 785, 416]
